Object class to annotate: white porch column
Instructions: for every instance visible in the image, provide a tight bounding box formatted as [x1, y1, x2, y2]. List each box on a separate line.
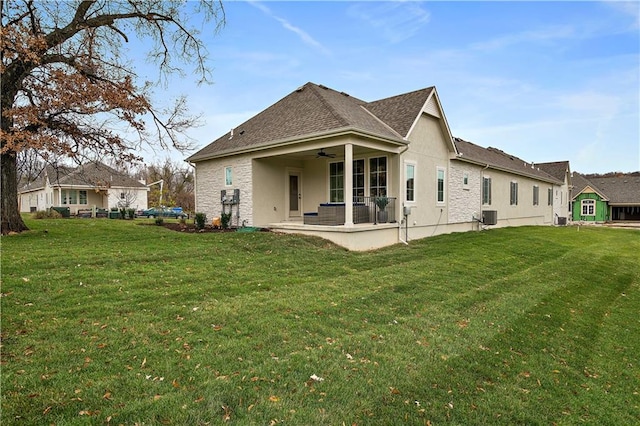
[344, 143, 353, 226]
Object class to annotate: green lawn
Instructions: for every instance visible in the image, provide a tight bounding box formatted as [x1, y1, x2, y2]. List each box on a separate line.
[2, 218, 639, 425]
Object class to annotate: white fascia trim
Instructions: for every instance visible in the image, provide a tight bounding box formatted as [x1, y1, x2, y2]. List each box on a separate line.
[190, 127, 408, 162]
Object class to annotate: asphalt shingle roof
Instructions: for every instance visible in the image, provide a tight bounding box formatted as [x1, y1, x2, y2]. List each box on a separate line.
[365, 86, 435, 137]
[537, 161, 570, 182]
[573, 174, 640, 204]
[453, 138, 562, 184]
[19, 162, 145, 192]
[187, 82, 430, 162]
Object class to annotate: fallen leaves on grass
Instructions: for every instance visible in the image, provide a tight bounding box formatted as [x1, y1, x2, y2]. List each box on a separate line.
[222, 405, 232, 421]
[457, 319, 470, 329]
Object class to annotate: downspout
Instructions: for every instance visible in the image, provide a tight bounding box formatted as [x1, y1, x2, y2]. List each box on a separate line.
[478, 164, 489, 230]
[398, 144, 410, 245]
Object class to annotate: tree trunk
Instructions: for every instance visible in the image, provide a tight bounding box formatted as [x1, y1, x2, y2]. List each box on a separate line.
[1, 150, 29, 234]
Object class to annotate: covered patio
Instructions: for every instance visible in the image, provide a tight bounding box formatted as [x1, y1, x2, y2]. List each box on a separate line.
[251, 139, 405, 229]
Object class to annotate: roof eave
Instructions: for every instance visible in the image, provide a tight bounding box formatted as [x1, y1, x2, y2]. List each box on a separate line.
[188, 127, 408, 162]
[453, 156, 562, 185]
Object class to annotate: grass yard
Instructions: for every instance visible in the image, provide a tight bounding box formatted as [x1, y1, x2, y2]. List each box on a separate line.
[1, 218, 639, 425]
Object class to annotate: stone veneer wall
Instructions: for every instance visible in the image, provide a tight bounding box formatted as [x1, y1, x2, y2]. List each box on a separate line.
[448, 162, 481, 223]
[195, 156, 253, 227]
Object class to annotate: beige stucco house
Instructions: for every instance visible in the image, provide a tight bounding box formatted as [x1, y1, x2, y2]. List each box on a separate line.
[19, 162, 149, 215]
[188, 82, 567, 250]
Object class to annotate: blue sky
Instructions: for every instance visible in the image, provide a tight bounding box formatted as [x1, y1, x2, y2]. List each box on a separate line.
[135, 1, 639, 174]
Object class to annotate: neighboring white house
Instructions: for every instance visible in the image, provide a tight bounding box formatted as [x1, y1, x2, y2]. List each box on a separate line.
[187, 82, 567, 250]
[19, 162, 149, 215]
[537, 161, 572, 224]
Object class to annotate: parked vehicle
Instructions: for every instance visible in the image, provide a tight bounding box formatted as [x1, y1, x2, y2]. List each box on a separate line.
[138, 207, 187, 219]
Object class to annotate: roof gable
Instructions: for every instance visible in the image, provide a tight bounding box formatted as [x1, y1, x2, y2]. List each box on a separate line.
[573, 174, 640, 204]
[365, 87, 434, 137]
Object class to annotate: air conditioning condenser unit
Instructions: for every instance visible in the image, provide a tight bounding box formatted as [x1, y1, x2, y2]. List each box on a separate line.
[482, 210, 498, 225]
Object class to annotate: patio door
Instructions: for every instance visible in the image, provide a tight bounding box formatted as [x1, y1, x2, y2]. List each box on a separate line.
[288, 170, 302, 219]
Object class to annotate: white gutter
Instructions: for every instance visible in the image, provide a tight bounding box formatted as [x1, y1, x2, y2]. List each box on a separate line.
[188, 127, 408, 163]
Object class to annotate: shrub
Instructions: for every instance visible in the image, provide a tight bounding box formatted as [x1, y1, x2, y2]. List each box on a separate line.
[375, 196, 389, 210]
[155, 217, 164, 226]
[220, 212, 232, 229]
[195, 212, 206, 230]
[127, 208, 136, 219]
[32, 209, 62, 219]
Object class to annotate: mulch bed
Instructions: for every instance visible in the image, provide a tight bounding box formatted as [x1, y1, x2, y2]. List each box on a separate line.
[162, 223, 269, 233]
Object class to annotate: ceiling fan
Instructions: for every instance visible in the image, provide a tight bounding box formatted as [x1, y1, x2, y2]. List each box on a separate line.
[316, 148, 336, 158]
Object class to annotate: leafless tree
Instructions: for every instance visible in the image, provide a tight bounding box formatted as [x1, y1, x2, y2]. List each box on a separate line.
[1, 0, 225, 234]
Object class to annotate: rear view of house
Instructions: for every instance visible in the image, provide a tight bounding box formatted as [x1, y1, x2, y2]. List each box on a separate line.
[188, 82, 569, 250]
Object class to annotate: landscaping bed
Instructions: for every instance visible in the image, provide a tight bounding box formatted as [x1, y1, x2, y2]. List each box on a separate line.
[161, 222, 269, 233]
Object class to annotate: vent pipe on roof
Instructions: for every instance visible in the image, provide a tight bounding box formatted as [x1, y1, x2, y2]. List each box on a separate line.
[229, 128, 234, 140]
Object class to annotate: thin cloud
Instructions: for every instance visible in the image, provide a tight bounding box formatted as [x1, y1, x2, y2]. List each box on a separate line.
[348, 1, 431, 44]
[603, 0, 640, 29]
[248, 1, 330, 55]
[470, 26, 575, 51]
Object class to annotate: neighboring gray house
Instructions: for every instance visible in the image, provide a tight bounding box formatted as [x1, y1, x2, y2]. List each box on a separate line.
[19, 162, 149, 215]
[188, 82, 569, 250]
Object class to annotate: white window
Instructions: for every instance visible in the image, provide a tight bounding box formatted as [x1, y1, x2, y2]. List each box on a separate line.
[436, 167, 445, 204]
[328, 160, 367, 203]
[463, 172, 469, 189]
[79, 190, 88, 205]
[369, 156, 387, 198]
[533, 185, 539, 206]
[405, 163, 415, 202]
[482, 176, 492, 205]
[548, 188, 553, 206]
[224, 166, 233, 186]
[581, 199, 595, 216]
[353, 159, 365, 199]
[329, 161, 344, 202]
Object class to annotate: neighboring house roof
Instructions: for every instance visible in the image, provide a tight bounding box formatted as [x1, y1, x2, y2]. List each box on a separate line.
[18, 165, 73, 193]
[570, 173, 601, 197]
[453, 138, 563, 184]
[187, 82, 441, 162]
[572, 173, 640, 204]
[537, 161, 571, 183]
[19, 162, 146, 193]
